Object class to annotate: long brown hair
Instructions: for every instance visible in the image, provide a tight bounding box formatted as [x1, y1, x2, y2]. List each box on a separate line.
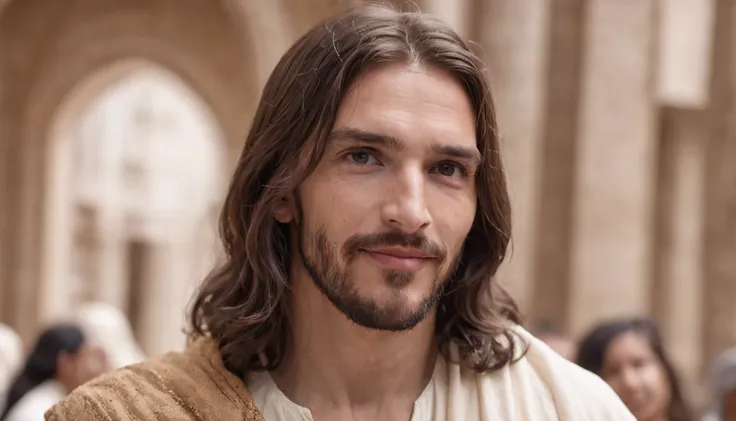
[188, 4, 522, 377]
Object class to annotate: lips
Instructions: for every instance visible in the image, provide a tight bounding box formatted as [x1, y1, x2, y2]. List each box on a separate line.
[365, 247, 435, 259]
[361, 247, 436, 271]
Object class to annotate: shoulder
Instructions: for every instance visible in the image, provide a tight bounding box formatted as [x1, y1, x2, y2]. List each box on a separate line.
[45, 340, 259, 421]
[491, 327, 636, 420]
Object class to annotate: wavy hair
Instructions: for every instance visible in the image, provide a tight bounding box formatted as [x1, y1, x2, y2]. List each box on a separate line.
[188, 4, 522, 377]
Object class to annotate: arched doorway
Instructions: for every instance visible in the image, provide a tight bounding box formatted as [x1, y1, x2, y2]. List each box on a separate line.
[0, 0, 257, 341]
[44, 61, 225, 356]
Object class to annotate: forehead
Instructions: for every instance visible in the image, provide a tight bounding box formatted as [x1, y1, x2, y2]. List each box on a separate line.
[334, 63, 477, 150]
[606, 332, 654, 360]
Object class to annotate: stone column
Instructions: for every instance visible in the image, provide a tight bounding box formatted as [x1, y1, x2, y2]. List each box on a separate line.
[657, 0, 717, 108]
[568, 0, 658, 336]
[701, 0, 736, 363]
[135, 223, 199, 357]
[92, 127, 129, 312]
[654, 109, 706, 400]
[421, 0, 473, 38]
[530, 0, 585, 329]
[475, 0, 551, 315]
[0, 123, 19, 325]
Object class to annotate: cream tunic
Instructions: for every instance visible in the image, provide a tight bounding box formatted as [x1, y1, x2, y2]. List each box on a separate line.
[247, 327, 635, 421]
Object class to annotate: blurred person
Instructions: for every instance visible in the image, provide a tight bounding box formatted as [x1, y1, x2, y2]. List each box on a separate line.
[534, 320, 576, 360]
[576, 318, 692, 421]
[701, 347, 736, 421]
[74, 302, 146, 369]
[47, 5, 635, 421]
[0, 325, 23, 414]
[1, 324, 109, 421]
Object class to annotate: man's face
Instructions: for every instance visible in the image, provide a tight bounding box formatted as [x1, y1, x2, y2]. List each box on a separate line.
[57, 344, 110, 391]
[278, 63, 479, 331]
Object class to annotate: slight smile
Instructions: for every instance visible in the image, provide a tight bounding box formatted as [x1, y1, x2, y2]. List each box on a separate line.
[361, 247, 435, 271]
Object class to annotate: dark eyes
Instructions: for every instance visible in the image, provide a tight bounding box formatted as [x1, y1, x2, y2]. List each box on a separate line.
[432, 162, 465, 178]
[346, 150, 379, 166]
[344, 149, 467, 178]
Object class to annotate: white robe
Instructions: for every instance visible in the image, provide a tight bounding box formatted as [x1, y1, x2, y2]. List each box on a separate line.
[4, 380, 67, 421]
[247, 327, 636, 420]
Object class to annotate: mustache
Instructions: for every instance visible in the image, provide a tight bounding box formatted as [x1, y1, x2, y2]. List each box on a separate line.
[342, 230, 447, 261]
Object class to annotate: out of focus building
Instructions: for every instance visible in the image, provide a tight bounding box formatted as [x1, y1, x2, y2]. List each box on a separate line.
[0, 0, 733, 405]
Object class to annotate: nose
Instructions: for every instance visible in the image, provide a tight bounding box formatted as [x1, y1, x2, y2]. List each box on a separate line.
[618, 367, 644, 397]
[380, 166, 432, 233]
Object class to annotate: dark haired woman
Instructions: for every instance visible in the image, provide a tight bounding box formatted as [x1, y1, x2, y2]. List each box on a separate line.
[0, 324, 109, 421]
[576, 318, 692, 421]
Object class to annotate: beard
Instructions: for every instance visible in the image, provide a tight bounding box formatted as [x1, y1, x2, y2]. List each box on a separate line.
[296, 212, 459, 332]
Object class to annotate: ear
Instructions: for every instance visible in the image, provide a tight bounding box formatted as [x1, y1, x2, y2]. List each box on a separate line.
[273, 195, 295, 224]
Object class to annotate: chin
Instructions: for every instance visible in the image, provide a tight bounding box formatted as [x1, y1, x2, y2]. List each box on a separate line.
[338, 288, 440, 332]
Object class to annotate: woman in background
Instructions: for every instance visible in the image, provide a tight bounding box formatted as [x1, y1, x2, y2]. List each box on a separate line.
[0, 324, 109, 421]
[576, 317, 692, 421]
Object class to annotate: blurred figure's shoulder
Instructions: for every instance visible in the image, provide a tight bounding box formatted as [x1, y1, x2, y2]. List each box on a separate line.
[45, 339, 261, 421]
[466, 327, 635, 421]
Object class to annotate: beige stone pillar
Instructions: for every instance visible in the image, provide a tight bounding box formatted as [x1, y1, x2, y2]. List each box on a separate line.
[136, 225, 200, 357]
[530, 0, 584, 329]
[654, 109, 706, 401]
[0, 129, 18, 325]
[238, 0, 298, 88]
[92, 137, 129, 312]
[476, 0, 550, 314]
[657, 0, 717, 108]
[421, 0, 473, 38]
[568, 0, 658, 336]
[93, 211, 129, 311]
[701, 0, 736, 363]
[38, 115, 78, 324]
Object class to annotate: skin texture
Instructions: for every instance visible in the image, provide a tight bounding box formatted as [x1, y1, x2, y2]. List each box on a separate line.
[599, 332, 671, 421]
[57, 344, 110, 392]
[271, 62, 478, 421]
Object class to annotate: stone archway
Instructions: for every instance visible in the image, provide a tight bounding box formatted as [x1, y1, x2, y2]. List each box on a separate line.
[0, 0, 257, 340]
[43, 61, 225, 355]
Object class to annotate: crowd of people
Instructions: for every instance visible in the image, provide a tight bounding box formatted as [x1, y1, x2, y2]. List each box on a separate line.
[0, 310, 733, 421]
[0, 303, 145, 421]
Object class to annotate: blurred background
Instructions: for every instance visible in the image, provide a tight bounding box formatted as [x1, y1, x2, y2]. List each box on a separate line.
[0, 0, 733, 418]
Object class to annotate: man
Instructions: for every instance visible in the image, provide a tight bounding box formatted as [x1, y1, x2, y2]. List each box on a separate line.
[46, 5, 635, 421]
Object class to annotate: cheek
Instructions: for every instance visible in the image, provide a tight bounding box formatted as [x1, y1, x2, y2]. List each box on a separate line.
[301, 176, 376, 235]
[649, 367, 672, 401]
[432, 195, 476, 247]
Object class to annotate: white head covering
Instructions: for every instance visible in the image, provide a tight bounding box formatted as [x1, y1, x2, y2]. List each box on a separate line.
[702, 347, 736, 421]
[0, 324, 23, 412]
[74, 302, 147, 370]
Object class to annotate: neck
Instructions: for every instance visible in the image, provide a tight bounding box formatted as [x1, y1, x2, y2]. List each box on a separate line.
[271, 269, 438, 414]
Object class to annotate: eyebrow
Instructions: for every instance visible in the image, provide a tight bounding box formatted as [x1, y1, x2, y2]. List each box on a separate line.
[329, 126, 482, 165]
